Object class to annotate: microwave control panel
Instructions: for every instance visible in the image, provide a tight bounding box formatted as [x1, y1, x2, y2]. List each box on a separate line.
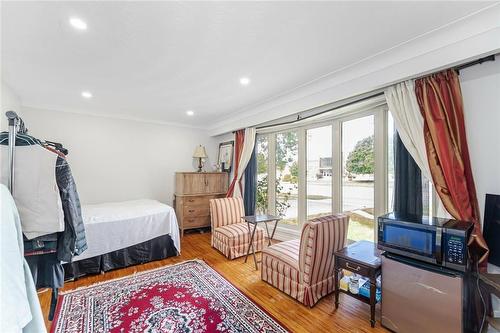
[444, 234, 466, 265]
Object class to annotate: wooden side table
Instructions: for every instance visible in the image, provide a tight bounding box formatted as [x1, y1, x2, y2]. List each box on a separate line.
[478, 272, 500, 332]
[334, 240, 382, 328]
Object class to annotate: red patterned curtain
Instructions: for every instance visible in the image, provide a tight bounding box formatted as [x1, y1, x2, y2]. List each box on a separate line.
[415, 69, 489, 266]
[226, 130, 245, 197]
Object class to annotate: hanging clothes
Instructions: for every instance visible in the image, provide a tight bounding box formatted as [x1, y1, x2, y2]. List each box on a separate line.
[24, 253, 64, 289]
[23, 233, 58, 256]
[0, 132, 87, 262]
[1, 184, 46, 333]
[0, 144, 65, 238]
[54, 155, 88, 261]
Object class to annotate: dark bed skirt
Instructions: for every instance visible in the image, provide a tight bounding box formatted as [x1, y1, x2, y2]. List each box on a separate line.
[63, 234, 178, 280]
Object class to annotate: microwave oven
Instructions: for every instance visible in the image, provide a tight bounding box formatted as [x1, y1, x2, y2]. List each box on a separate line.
[377, 213, 473, 272]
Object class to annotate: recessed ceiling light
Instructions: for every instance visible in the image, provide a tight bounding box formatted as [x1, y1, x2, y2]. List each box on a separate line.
[186, 110, 194, 116]
[239, 77, 250, 86]
[81, 91, 92, 99]
[69, 17, 87, 30]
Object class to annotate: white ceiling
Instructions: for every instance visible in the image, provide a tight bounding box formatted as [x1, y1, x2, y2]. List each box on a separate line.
[1, 1, 494, 129]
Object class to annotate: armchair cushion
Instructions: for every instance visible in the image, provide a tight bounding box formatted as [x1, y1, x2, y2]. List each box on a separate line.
[212, 223, 264, 259]
[209, 197, 265, 259]
[209, 197, 245, 228]
[261, 214, 349, 307]
[261, 239, 304, 302]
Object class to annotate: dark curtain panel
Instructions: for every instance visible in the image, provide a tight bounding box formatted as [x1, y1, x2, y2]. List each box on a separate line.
[244, 145, 257, 216]
[394, 132, 423, 216]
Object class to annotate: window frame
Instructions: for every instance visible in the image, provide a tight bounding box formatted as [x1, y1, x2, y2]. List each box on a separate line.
[256, 103, 389, 241]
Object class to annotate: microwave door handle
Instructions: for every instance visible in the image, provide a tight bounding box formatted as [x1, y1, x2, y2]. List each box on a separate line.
[436, 228, 443, 264]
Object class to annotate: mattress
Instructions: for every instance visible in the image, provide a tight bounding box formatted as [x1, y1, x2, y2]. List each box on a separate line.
[73, 199, 180, 262]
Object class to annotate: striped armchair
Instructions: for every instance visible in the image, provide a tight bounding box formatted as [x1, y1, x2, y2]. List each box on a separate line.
[261, 214, 349, 307]
[209, 198, 264, 259]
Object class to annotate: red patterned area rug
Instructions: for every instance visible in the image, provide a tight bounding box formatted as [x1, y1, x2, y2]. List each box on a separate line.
[51, 260, 289, 333]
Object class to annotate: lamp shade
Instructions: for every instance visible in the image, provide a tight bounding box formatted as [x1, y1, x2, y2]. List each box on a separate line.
[193, 145, 208, 158]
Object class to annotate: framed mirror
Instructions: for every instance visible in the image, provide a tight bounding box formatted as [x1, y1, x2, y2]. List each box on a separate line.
[218, 140, 234, 173]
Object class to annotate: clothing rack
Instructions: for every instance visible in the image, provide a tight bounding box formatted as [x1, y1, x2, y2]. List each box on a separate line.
[6, 111, 19, 194]
[4, 111, 59, 321]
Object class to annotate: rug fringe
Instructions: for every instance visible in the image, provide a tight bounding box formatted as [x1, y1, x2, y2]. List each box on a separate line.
[59, 258, 206, 295]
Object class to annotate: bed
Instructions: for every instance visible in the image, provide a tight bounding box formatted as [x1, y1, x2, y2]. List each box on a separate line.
[64, 199, 180, 279]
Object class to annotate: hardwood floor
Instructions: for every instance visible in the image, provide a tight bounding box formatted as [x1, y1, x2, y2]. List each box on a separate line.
[39, 232, 389, 332]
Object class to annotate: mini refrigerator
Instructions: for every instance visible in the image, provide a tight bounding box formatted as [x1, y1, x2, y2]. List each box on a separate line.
[382, 253, 464, 333]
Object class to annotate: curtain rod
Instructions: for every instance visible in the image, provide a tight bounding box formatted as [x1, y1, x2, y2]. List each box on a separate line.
[256, 91, 385, 130]
[232, 54, 496, 133]
[455, 54, 495, 73]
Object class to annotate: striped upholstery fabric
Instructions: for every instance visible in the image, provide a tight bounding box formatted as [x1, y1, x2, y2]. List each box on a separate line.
[212, 223, 264, 259]
[261, 239, 304, 302]
[210, 198, 264, 259]
[210, 197, 245, 228]
[261, 214, 349, 307]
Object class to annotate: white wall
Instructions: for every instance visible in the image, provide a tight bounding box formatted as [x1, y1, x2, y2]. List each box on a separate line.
[211, 6, 500, 135]
[460, 59, 500, 221]
[18, 107, 217, 205]
[1, 81, 22, 129]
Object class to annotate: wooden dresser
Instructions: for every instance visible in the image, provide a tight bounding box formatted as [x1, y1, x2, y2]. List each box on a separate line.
[174, 172, 229, 237]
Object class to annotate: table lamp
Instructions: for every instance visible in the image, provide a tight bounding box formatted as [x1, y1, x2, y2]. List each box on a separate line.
[193, 145, 208, 172]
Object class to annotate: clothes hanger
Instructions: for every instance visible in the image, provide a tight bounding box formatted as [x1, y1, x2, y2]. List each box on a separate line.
[0, 133, 32, 145]
[0, 132, 42, 146]
[44, 140, 68, 156]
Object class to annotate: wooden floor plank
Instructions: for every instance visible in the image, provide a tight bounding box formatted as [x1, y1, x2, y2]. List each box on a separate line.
[38, 232, 389, 332]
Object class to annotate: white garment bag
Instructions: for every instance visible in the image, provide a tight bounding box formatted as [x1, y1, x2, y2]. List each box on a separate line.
[0, 144, 65, 238]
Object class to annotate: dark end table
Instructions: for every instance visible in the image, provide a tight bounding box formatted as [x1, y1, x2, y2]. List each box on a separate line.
[334, 240, 382, 328]
[242, 214, 281, 270]
[477, 272, 500, 332]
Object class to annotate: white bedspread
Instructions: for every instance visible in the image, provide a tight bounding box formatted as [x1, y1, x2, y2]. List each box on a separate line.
[73, 199, 180, 262]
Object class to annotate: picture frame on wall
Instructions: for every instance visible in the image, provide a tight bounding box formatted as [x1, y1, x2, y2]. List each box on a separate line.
[218, 140, 234, 173]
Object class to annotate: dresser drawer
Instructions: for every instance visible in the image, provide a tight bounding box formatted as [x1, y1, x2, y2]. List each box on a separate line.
[183, 196, 209, 206]
[183, 216, 210, 228]
[337, 258, 370, 276]
[183, 205, 210, 217]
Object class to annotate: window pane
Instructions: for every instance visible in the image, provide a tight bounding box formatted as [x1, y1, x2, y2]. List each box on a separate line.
[276, 131, 298, 226]
[307, 125, 332, 219]
[256, 135, 269, 214]
[422, 176, 433, 216]
[342, 115, 375, 242]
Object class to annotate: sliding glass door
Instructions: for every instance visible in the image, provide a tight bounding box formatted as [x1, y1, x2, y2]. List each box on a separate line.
[256, 104, 388, 241]
[275, 131, 299, 226]
[341, 115, 375, 242]
[256, 135, 269, 214]
[306, 125, 333, 219]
